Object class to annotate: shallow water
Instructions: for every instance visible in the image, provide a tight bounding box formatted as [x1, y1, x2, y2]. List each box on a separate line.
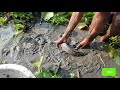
[0, 25, 15, 53]
[0, 23, 120, 78]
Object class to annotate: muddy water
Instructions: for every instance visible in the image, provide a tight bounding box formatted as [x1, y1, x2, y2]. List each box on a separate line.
[0, 22, 120, 78]
[0, 25, 15, 54]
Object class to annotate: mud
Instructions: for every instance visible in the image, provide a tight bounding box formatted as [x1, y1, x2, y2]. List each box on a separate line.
[0, 22, 120, 78]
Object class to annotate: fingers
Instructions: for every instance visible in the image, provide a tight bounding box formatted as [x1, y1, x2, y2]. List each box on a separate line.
[75, 38, 91, 49]
[54, 40, 61, 48]
[54, 38, 66, 48]
[75, 38, 85, 49]
[100, 36, 109, 42]
[54, 34, 68, 48]
[76, 43, 88, 49]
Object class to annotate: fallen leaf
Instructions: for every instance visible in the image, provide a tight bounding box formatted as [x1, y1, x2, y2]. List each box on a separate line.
[78, 23, 87, 30]
[106, 45, 120, 66]
[113, 53, 120, 65]
[30, 54, 45, 69]
[106, 45, 117, 58]
[41, 12, 54, 21]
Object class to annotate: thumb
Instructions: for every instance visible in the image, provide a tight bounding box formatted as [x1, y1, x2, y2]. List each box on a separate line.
[54, 40, 63, 48]
[63, 38, 67, 43]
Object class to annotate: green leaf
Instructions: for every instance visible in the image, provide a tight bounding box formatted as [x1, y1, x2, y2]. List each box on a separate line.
[30, 54, 45, 69]
[78, 23, 87, 30]
[84, 12, 94, 17]
[13, 30, 23, 37]
[69, 73, 75, 78]
[0, 17, 7, 25]
[15, 24, 24, 31]
[109, 35, 120, 47]
[42, 70, 52, 78]
[35, 71, 43, 78]
[113, 53, 120, 65]
[105, 45, 120, 66]
[81, 12, 94, 25]
[53, 67, 60, 75]
[13, 19, 24, 24]
[106, 45, 117, 58]
[41, 12, 54, 21]
[51, 75, 62, 78]
[108, 50, 116, 59]
[39, 54, 45, 67]
[30, 60, 40, 68]
[35, 70, 52, 78]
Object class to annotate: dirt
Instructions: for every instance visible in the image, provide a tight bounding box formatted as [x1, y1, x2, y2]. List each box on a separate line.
[0, 22, 120, 78]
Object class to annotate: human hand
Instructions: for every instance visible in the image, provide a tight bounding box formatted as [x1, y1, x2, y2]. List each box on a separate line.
[54, 35, 68, 47]
[75, 38, 91, 49]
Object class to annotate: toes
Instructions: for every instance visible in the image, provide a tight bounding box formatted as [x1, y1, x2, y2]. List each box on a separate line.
[100, 36, 109, 42]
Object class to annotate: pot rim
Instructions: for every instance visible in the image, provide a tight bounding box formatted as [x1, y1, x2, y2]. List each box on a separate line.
[0, 64, 36, 78]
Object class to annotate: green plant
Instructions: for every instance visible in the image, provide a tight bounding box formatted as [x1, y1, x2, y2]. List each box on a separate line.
[13, 24, 24, 37]
[41, 12, 54, 21]
[105, 45, 120, 66]
[30, 54, 79, 78]
[0, 17, 7, 26]
[50, 12, 71, 25]
[41, 12, 72, 25]
[0, 12, 36, 38]
[30, 54, 62, 78]
[81, 12, 94, 25]
[77, 12, 94, 30]
[109, 35, 120, 47]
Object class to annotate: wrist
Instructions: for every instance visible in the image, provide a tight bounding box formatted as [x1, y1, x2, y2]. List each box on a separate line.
[62, 32, 71, 38]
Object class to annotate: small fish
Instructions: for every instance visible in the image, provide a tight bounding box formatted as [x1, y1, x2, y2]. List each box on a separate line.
[61, 43, 76, 55]
[61, 43, 86, 56]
